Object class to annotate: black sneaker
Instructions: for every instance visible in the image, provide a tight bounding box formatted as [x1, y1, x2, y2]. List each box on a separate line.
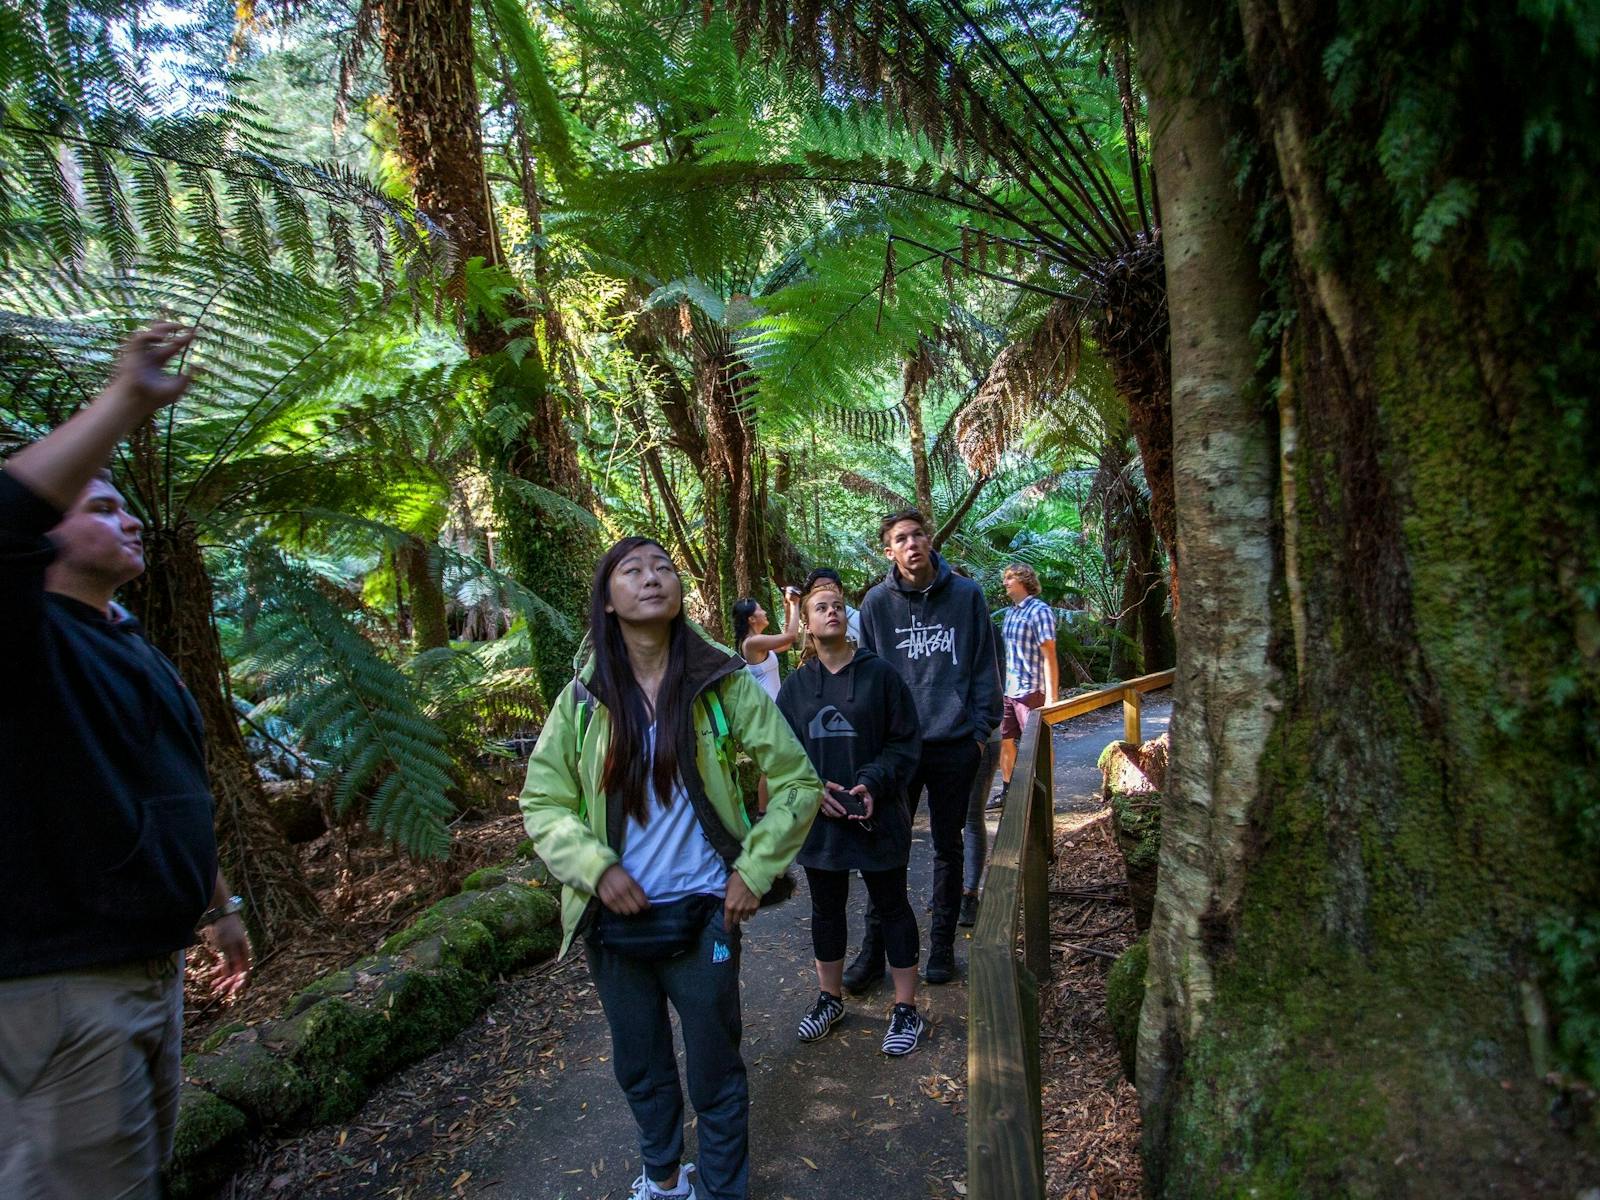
[842, 941, 885, 995]
[986, 780, 1009, 811]
[958, 892, 980, 927]
[882, 1003, 926, 1055]
[797, 991, 845, 1042]
[923, 944, 956, 985]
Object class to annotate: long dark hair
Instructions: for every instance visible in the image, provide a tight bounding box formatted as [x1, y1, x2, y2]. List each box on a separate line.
[731, 597, 759, 656]
[589, 537, 692, 825]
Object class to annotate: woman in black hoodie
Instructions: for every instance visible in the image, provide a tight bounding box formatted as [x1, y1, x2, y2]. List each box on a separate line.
[776, 579, 925, 1055]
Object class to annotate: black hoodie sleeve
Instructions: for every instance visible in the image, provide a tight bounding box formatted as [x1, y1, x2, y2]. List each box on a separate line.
[0, 471, 62, 666]
[968, 586, 1003, 741]
[855, 664, 922, 804]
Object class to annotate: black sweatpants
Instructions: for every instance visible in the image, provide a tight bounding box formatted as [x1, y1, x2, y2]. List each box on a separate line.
[585, 903, 748, 1200]
[804, 865, 918, 968]
[863, 737, 982, 955]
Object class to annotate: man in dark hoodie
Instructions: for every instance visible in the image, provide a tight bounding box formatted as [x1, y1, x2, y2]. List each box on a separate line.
[849, 509, 1002, 987]
[0, 323, 251, 1198]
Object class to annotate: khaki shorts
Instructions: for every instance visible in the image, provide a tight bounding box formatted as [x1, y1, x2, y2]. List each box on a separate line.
[0, 955, 184, 1200]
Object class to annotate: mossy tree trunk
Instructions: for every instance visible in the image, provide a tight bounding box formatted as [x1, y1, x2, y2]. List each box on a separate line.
[379, 0, 594, 702]
[398, 535, 449, 652]
[123, 522, 321, 945]
[1130, 0, 1600, 1193]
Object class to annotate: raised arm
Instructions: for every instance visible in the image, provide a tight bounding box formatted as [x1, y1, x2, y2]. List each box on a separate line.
[6, 323, 194, 509]
[741, 589, 802, 658]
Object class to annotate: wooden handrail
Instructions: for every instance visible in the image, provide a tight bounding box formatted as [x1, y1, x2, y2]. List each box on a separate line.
[967, 712, 1053, 1198]
[1039, 668, 1175, 742]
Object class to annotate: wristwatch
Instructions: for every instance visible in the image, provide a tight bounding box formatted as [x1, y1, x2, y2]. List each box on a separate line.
[197, 895, 245, 928]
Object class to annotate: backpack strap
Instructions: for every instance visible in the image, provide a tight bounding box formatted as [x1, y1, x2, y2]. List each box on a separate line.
[570, 678, 597, 825]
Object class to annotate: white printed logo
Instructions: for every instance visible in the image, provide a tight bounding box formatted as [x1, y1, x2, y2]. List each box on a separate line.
[808, 705, 857, 740]
[894, 616, 958, 664]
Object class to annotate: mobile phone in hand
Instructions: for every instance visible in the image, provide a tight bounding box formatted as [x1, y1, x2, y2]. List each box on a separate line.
[830, 783, 867, 818]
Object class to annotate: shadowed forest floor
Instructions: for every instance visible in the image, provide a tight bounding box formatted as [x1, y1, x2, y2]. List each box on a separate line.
[194, 698, 1166, 1198]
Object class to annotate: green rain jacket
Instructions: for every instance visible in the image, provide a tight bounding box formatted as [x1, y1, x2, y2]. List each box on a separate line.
[519, 626, 823, 957]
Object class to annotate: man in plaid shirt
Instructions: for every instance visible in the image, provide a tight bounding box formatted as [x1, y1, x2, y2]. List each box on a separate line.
[993, 563, 1059, 807]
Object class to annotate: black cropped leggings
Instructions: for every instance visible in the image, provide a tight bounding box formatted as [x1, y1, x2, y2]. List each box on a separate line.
[804, 865, 918, 969]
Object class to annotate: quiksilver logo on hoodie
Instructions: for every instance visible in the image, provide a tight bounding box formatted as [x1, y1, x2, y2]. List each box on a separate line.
[808, 705, 857, 739]
[895, 616, 958, 663]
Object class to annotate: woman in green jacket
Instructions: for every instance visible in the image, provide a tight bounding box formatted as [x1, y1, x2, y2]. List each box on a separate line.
[520, 537, 821, 1200]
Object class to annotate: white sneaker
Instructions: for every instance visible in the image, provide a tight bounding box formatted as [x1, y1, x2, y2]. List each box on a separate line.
[630, 1162, 697, 1199]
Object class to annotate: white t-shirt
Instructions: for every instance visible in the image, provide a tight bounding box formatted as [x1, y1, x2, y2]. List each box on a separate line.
[620, 727, 729, 903]
[744, 646, 781, 699]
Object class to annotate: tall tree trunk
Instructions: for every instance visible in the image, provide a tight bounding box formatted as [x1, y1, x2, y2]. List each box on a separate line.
[399, 535, 449, 651]
[1091, 249, 1178, 610]
[693, 332, 765, 638]
[379, 0, 593, 702]
[1129, 0, 1281, 1181]
[123, 523, 321, 944]
[1132, 0, 1600, 1192]
[901, 341, 935, 519]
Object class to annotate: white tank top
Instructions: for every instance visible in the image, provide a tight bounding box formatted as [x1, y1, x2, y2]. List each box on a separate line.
[743, 645, 781, 699]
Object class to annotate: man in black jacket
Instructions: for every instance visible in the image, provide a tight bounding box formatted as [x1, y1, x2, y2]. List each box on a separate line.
[0, 323, 251, 1199]
[849, 509, 1002, 987]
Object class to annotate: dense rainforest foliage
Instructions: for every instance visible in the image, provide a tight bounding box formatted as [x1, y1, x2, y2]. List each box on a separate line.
[1, 0, 1594, 1193]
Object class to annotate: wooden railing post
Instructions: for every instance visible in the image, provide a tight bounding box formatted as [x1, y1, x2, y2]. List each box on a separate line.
[1123, 686, 1143, 744]
[969, 715, 1049, 1199]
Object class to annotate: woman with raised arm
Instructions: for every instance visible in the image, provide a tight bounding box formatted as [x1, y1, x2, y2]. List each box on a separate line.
[730, 588, 800, 816]
[730, 589, 800, 700]
[776, 577, 926, 1055]
[519, 537, 821, 1200]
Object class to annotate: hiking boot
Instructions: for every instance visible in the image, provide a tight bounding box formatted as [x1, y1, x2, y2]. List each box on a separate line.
[797, 991, 845, 1042]
[986, 779, 1010, 811]
[842, 935, 885, 994]
[630, 1162, 697, 1199]
[882, 1003, 926, 1056]
[923, 943, 956, 985]
[958, 891, 980, 928]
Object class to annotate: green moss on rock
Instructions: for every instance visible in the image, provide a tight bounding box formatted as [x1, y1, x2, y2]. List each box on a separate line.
[182, 1040, 314, 1130]
[461, 866, 509, 891]
[163, 1085, 249, 1200]
[268, 996, 389, 1124]
[198, 1021, 247, 1054]
[382, 882, 558, 974]
[373, 966, 494, 1066]
[1106, 936, 1149, 1084]
[514, 837, 536, 859]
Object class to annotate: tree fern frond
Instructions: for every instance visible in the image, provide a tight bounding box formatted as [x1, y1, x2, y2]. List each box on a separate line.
[238, 547, 457, 859]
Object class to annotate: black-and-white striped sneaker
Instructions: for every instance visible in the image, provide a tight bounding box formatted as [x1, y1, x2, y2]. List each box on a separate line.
[881, 1003, 926, 1055]
[797, 991, 845, 1042]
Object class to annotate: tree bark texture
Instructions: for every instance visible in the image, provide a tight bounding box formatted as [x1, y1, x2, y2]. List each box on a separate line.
[122, 523, 321, 944]
[1133, 0, 1600, 1192]
[692, 329, 765, 638]
[380, 0, 593, 703]
[399, 534, 450, 651]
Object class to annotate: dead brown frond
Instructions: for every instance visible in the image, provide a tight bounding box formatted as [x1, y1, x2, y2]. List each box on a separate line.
[954, 298, 1083, 475]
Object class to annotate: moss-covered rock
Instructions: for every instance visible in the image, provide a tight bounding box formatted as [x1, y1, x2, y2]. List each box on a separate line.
[198, 1020, 247, 1054]
[382, 882, 558, 974]
[1106, 936, 1149, 1084]
[266, 995, 390, 1124]
[163, 1085, 249, 1200]
[514, 837, 536, 859]
[372, 965, 495, 1066]
[182, 1038, 315, 1130]
[461, 866, 509, 891]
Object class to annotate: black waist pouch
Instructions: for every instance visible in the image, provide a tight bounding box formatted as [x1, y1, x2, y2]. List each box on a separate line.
[592, 894, 720, 961]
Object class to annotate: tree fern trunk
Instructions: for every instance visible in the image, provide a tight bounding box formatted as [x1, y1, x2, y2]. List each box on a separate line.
[379, 0, 594, 702]
[1131, 0, 1600, 1192]
[122, 522, 320, 945]
[400, 535, 449, 651]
